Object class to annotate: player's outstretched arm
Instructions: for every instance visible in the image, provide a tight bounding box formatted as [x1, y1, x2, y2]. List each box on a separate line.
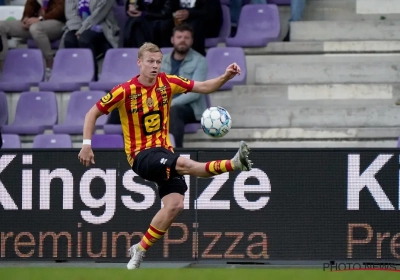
[192, 62, 241, 94]
[78, 105, 104, 167]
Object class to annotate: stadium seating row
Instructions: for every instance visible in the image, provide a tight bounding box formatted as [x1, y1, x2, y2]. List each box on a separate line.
[0, 88, 211, 136]
[0, 47, 247, 92]
[2, 133, 177, 149]
[111, 4, 280, 49]
[26, 4, 281, 52]
[2, 134, 123, 149]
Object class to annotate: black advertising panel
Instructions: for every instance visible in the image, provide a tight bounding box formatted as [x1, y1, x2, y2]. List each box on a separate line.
[0, 150, 197, 261]
[1, 149, 400, 262]
[196, 149, 400, 261]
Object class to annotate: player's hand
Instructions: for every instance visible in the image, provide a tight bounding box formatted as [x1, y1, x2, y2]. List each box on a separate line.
[78, 145, 95, 167]
[224, 63, 241, 80]
[21, 17, 29, 29]
[175, 9, 189, 21]
[26, 17, 40, 25]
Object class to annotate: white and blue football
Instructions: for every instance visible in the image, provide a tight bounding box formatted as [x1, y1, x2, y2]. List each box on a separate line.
[201, 106, 232, 138]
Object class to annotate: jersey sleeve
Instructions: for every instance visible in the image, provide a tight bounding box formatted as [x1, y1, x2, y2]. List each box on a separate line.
[96, 86, 125, 115]
[166, 74, 195, 95]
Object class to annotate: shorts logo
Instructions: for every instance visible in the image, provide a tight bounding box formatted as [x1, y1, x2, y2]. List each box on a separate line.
[160, 158, 167, 164]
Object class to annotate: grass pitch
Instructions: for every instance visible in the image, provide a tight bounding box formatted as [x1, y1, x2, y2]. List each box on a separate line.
[1, 267, 400, 280]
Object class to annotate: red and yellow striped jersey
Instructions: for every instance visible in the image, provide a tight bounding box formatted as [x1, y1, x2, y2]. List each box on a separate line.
[96, 73, 194, 166]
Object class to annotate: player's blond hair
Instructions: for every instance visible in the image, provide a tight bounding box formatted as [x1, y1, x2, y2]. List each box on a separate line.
[138, 42, 161, 58]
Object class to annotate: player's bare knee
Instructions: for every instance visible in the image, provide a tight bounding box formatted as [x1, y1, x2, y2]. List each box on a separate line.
[164, 199, 184, 216]
[175, 157, 195, 175]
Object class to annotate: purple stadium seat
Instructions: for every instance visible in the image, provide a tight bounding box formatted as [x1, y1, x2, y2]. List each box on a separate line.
[220, 0, 230, 5]
[27, 39, 61, 49]
[205, 5, 231, 47]
[1, 134, 21, 148]
[53, 91, 108, 134]
[2, 91, 58, 135]
[205, 47, 246, 90]
[184, 123, 201, 134]
[92, 134, 124, 148]
[32, 134, 72, 148]
[0, 91, 8, 126]
[89, 49, 139, 91]
[225, 4, 280, 47]
[184, 95, 211, 134]
[161, 47, 174, 55]
[39, 49, 95, 92]
[267, 0, 290, 4]
[169, 133, 176, 147]
[0, 49, 44, 92]
[104, 124, 122, 134]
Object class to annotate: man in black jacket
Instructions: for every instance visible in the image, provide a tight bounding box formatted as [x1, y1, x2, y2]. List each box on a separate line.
[172, 0, 222, 55]
[173, 0, 223, 55]
[123, 0, 177, 47]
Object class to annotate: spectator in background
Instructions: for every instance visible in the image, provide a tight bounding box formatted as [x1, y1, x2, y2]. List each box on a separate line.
[161, 23, 207, 148]
[122, 0, 176, 48]
[283, 0, 306, 41]
[61, 0, 119, 80]
[170, 0, 222, 56]
[0, 0, 65, 79]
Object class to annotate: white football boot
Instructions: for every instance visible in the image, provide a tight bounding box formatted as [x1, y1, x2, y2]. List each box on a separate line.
[232, 141, 253, 171]
[127, 243, 145, 269]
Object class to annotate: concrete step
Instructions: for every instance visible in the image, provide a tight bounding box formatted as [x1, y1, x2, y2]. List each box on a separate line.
[301, 0, 400, 21]
[212, 84, 399, 108]
[185, 127, 400, 141]
[244, 41, 400, 55]
[355, 0, 400, 15]
[291, 20, 400, 41]
[251, 54, 400, 85]
[214, 105, 400, 128]
[271, 0, 400, 42]
[183, 140, 397, 148]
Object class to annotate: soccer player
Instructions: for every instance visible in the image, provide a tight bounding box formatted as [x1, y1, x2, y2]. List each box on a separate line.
[78, 42, 253, 269]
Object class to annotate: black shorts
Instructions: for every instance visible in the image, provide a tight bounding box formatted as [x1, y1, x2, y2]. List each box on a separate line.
[132, 147, 188, 199]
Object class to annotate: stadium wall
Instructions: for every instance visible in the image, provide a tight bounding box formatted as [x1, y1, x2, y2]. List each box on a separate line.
[0, 148, 399, 263]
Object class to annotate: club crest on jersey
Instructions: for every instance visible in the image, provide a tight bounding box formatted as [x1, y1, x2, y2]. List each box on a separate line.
[146, 97, 154, 108]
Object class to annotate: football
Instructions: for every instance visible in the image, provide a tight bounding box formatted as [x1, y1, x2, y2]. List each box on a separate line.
[201, 106, 232, 138]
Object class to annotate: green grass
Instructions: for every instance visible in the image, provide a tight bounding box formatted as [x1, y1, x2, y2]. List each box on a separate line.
[1, 268, 400, 280]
